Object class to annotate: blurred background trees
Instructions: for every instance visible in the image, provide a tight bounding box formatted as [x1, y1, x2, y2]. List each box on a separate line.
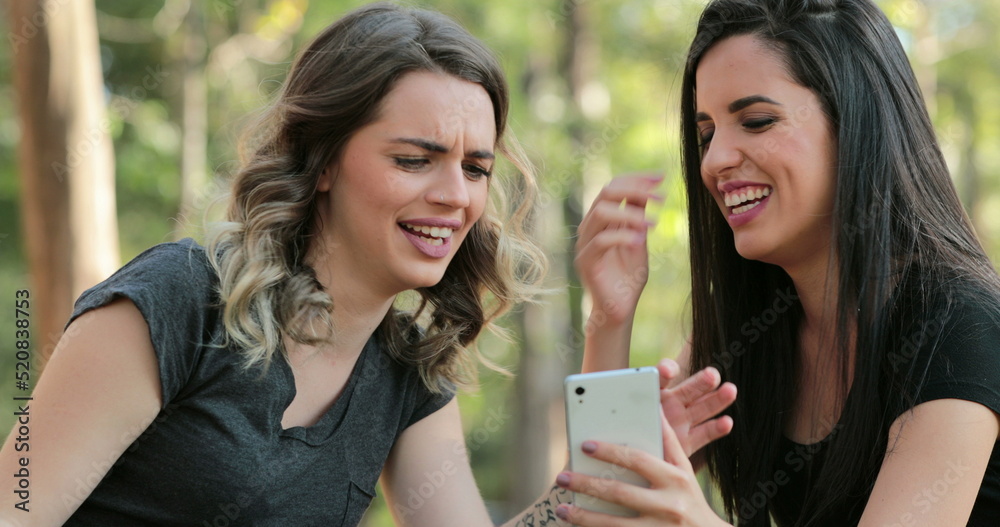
[1, 0, 998, 524]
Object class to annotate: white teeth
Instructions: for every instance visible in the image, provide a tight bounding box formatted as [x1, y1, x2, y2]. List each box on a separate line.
[723, 186, 772, 208]
[401, 223, 453, 239]
[732, 200, 762, 215]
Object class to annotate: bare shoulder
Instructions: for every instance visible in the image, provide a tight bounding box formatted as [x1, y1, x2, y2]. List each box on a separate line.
[859, 399, 999, 526]
[0, 298, 163, 525]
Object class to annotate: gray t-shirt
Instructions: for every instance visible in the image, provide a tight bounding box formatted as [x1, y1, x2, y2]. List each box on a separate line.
[62, 239, 454, 526]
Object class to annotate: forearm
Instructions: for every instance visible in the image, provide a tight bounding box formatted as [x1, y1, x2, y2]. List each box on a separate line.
[498, 484, 572, 527]
[580, 313, 635, 374]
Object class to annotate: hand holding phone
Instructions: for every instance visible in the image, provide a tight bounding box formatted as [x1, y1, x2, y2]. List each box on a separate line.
[564, 367, 664, 516]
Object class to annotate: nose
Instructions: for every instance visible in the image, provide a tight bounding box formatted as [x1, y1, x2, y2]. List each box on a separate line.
[699, 129, 745, 183]
[427, 162, 471, 208]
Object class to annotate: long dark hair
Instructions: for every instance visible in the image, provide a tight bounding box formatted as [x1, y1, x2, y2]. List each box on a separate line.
[680, 0, 1000, 524]
[207, 2, 545, 392]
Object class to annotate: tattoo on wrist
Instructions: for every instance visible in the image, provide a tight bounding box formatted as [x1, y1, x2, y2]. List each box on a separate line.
[513, 485, 572, 527]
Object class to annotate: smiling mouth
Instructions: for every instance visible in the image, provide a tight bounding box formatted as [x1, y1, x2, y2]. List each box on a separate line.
[724, 185, 772, 214]
[399, 222, 454, 246]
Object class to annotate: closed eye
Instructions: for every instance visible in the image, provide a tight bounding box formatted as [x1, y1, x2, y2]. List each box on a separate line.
[697, 121, 715, 149]
[743, 117, 777, 131]
[699, 130, 715, 148]
[393, 157, 429, 171]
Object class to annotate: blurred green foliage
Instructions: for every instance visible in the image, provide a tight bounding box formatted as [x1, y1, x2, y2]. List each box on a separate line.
[1, 0, 999, 524]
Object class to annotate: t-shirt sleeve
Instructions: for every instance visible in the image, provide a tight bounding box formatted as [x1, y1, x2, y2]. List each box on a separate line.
[912, 300, 1000, 416]
[66, 239, 216, 407]
[404, 379, 456, 429]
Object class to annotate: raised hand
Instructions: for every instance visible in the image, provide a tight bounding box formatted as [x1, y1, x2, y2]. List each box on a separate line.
[575, 175, 663, 325]
[656, 358, 736, 471]
[577, 175, 664, 373]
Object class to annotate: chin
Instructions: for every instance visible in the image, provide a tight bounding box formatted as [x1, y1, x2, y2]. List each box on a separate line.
[407, 271, 449, 291]
[733, 238, 774, 264]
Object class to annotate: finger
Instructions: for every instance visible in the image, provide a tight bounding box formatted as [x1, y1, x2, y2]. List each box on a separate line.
[577, 200, 654, 247]
[575, 230, 648, 268]
[685, 415, 734, 455]
[657, 358, 681, 389]
[684, 381, 737, 426]
[598, 173, 664, 204]
[577, 440, 687, 488]
[555, 470, 664, 521]
[583, 177, 664, 220]
[663, 366, 723, 408]
[661, 411, 693, 471]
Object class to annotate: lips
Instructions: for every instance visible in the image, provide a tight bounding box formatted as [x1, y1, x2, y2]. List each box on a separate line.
[717, 182, 773, 227]
[398, 219, 462, 258]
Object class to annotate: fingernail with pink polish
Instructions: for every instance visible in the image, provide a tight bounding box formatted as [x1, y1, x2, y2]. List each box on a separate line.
[582, 441, 598, 453]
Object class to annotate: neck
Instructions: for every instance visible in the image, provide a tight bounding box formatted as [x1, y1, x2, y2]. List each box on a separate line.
[781, 242, 837, 332]
[783, 247, 856, 398]
[303, 242, 396, 358]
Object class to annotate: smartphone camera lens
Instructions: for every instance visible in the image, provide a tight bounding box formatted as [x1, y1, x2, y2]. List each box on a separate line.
[575, 386, 585, 395]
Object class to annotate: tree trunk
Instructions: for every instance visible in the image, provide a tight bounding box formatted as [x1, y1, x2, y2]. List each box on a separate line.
[176, 0, 208, 239]
[507, 0, 597, 512]
[11, 0, 119, 365]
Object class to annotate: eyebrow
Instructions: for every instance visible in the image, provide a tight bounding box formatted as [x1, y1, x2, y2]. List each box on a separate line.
[695, 95, 783, 122]
[390, 137, 495, 160]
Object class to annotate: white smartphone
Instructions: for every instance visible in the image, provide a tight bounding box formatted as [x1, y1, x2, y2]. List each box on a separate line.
[564, 367, 664, 517]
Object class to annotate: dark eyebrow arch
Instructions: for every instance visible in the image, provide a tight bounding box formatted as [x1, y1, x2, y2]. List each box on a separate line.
[729, 95, 781, 113]
[695, 95, 782, 123]
[390, 137, 495, 160]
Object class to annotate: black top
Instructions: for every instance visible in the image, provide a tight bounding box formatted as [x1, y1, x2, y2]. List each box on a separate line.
[771, 293, 1000, 526]
[63, 239, 453, 526]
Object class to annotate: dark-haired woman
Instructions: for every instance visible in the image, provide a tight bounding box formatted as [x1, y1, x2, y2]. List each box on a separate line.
[0, 4, 722, 526]
[565, 0, 1000, 526]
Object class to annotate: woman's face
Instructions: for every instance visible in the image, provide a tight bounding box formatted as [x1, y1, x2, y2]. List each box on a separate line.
[316, 71, 495, 298]
[695, 35, 837, 272]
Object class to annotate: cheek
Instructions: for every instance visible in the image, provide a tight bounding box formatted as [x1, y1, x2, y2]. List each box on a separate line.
[470, 184, 489, 222]
[699, 170, 717, 199]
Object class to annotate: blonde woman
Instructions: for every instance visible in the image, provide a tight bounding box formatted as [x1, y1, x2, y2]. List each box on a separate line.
[0, 3, 735, 526]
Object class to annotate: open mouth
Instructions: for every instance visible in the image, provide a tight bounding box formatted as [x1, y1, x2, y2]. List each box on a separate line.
[724, 185, 772, 215]
[399, 222, 453, 246]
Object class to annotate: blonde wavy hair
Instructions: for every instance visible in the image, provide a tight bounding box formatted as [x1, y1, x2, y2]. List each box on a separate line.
[206, 2, 546, 392]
